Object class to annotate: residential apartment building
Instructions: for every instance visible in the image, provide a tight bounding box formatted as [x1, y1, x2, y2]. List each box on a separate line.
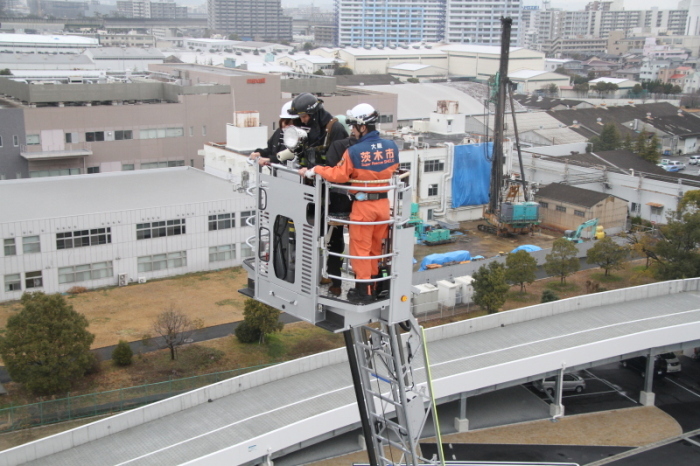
[334, 0, 521, 47]
[207, 0, 292, 42]
[26, 0, 88, 18]
[0, 168, 256, 303]
[445, 0, 521, 46]
[116, 0, 187, 18]
[335, 0, 446, 46]
[522, 6, 688, 54]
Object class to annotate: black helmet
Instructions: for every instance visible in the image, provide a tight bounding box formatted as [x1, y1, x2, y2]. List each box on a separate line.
[288, 93, 323, 116]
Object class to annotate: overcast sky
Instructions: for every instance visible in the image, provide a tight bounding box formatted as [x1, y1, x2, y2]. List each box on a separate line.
[283, 0, 686, 11]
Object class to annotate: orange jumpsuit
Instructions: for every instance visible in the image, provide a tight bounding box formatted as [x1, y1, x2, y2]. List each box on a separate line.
[313, 131, 399, 289]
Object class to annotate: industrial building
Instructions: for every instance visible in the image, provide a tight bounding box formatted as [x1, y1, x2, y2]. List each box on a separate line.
[520, 144, 700, 225]
[508, 69, 571, 94]
[0, 63, 399, 180]
[535, 183, 628, 234]
[0, 168, 255, 303]
[311, 44, 544, 79]
[0, 33, 99, 54]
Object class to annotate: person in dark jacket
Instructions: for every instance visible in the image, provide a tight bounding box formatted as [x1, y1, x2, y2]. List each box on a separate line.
[287, 93, 348, 167]
[249, 101, 299, 166]
[289, 94, 350, 296]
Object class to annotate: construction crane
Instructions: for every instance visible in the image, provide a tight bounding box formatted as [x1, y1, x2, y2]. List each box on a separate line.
[239, 162, 444, 465]
[479, 17, 541, 237]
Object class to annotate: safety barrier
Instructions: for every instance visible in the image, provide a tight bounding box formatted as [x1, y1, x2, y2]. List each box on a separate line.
[0, 364, 277, 433]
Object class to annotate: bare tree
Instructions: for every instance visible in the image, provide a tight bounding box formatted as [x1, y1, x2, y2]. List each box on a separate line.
[152, 304, 202, 360]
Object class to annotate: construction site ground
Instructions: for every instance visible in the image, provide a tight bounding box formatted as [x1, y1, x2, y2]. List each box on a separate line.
[413, 219, 559, 271]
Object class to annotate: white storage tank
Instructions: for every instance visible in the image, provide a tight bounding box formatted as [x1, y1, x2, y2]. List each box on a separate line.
[412, 283, 439, 315]
[454, 275, 475, 304]
[437, 280, 459, 308]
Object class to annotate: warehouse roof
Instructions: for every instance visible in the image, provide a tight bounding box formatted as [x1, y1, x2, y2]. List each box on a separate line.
[87, 47, 165, 60]
[0, 33, 98, 46]
[0, 168, 241, 223]
[535, 182, 613, 208]
[0, 54, 94, 65]
[358, 82, 485, 120]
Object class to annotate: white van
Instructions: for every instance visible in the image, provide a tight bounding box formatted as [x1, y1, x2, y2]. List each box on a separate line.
[689, 155, 700, 165]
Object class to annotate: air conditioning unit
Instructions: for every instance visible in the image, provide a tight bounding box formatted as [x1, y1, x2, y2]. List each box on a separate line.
[118, 273, 128, 286]
[138, 277, 147, 284]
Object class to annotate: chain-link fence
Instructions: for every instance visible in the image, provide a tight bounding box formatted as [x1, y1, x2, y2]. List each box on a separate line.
[0, 363, 277, 433]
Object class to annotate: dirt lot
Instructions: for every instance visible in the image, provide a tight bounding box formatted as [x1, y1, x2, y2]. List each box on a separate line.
[413, 219, 560, 271]
[310, 406, 682, 465]
[0, 268, 249, 349]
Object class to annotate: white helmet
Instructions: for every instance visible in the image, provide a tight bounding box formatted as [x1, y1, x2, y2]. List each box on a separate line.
[280, 101, 300, 119]
[346, 103, 379, 126]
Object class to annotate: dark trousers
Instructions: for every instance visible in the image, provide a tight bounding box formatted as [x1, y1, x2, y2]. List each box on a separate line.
[327, 225, 345, 288]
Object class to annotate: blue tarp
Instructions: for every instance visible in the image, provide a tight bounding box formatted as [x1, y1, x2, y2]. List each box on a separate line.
[452, 142, 493, 208]
[418, 251, 472, 271]
[511, 245, 542, 253]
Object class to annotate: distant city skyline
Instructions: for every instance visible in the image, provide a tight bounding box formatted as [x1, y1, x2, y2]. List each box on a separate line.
[280, 0, 688, 10]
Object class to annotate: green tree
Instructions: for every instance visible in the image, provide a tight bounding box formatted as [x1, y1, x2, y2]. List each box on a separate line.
[573, 82, 589, 96]
[586, 237, 627, 276]
[0, 293, 95, 395]
[303, 42, 314, 51]
[0, 69, 11, 76]
[152, 305, 203, 360]
[544, 238, 580, 284]
[313, 69, 326, 76]
[235, 321, 262, 343]
[228, 34, 240, 40]
[505, 250, 538, 292]
[590, 123, 620, 151]
[653, 210, 700, 279]
[632, 83, 643, 95]
[641, 133, 661, 164]
[671, 85, 683, 95]
[541, 290, 560, 303]
[622, 133, 633, 151]
[634, 130, 648, 155]
[678, 189, 700, 213]
[472, 261, 510, 314]
[242, 299, 284, 344]
[334, 66, 354, 75]
[547, 83, 559, 97]
[112, 340, 133, 366]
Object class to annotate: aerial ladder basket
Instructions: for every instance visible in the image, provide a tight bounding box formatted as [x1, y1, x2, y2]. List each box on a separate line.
[239, 161, 444, 466]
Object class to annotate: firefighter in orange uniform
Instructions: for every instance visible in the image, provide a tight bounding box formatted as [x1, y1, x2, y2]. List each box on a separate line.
[299, 104, 399, 303]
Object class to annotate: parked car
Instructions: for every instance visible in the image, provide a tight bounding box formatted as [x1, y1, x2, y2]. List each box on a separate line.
[664, 164, 682, 172]
[658, 352, 681, 374]
[689, 155, 700, 165]
[533, 373, 586, 395]
[657, 158, 671, 167]
[621, 356, 666, 379]
[666, 160, 686, 170]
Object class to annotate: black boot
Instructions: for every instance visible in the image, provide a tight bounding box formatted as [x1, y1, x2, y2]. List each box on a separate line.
[347, 284, 375, 304]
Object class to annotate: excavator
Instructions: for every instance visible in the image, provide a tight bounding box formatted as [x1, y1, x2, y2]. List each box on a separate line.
[564, 218, 605, 243]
